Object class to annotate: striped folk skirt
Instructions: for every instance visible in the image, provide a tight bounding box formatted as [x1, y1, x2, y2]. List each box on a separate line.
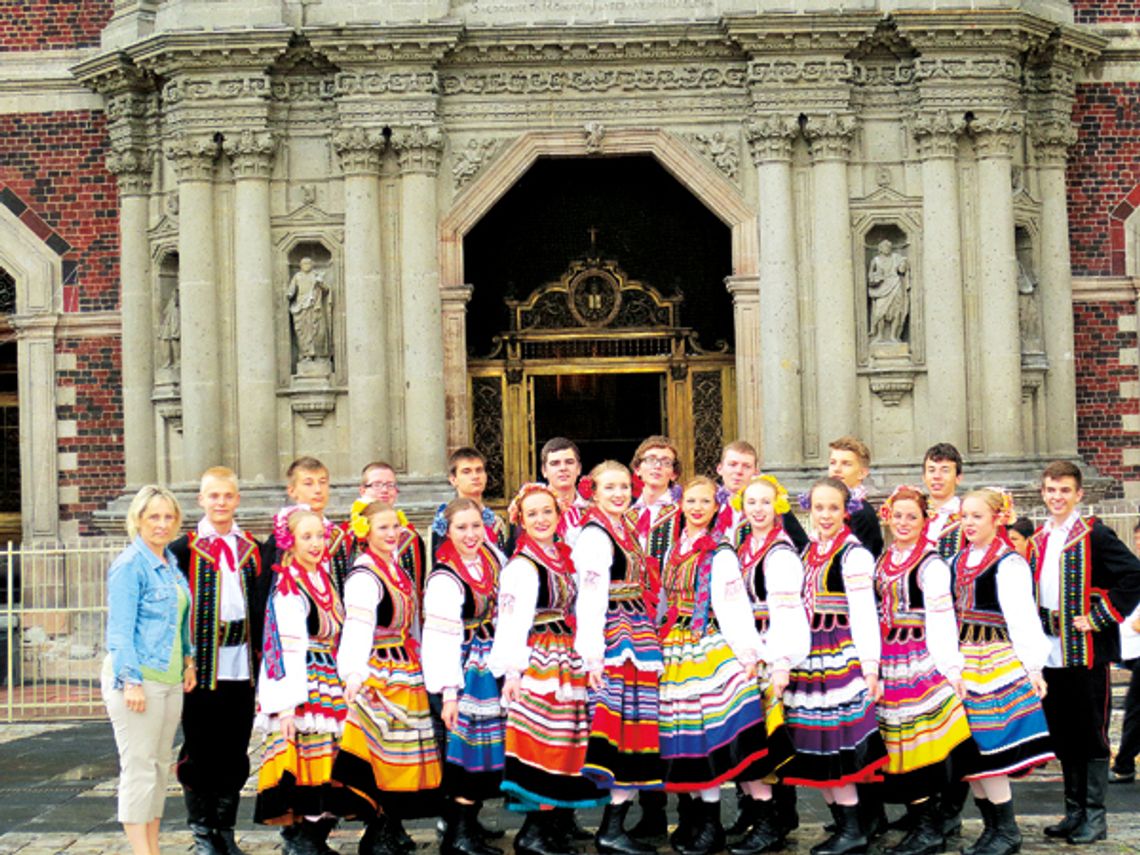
[877, 631, 975, 801]
[780, 618, 888, 787]
[254, 641, 349, 824]
[583, 601, 665, 790]
[333, 644, 442, 817]
[658, 619, 771, 791]
[445, 632, 506, 801]
[959, 637, 1054, 779]
[502, 622, 607, 810]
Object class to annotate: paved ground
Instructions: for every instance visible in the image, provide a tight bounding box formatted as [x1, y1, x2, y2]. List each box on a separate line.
[3, 676, 1140, 854]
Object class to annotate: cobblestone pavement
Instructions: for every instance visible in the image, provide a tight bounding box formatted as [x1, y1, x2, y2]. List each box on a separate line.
[2, 673, 1140, 854]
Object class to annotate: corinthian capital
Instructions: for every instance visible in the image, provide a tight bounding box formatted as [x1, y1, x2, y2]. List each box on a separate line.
[165, 133, 219, 181]
[802, 112, 856, 162]
[744, 114, 799, 164]
[969, 110, 1023, 159]
[391, 123, 444, 176]
[331, 125, 386, 176]
[1030, 120, 1079, 168]
[223, 130, 279, 179]
[106, 146, 154, 195]
[909, 109, 965, 160]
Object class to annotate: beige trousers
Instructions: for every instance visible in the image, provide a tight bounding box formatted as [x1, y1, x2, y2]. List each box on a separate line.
[102, 657, 183, 824]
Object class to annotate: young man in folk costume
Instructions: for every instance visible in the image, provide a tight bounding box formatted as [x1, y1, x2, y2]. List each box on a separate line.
[171, 467, 265, 855]
[430, 447, 511, 558]
[1030, 461, 1140, 845]
[348, 460, 427, 600]
[541, 436, 590, 546]
[261, 456, 354, 594]
[716, 440, 809, 552]
[826, 436, 883, 560]
[921, 443, 966, 560]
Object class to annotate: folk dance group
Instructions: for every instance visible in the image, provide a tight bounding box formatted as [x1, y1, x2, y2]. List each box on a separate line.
[101, 436, 1140, 855]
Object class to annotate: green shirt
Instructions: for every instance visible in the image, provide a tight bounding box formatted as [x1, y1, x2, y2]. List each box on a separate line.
[140, 585, 189, 685]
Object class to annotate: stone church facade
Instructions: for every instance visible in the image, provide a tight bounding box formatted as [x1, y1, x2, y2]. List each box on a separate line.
[2, 0, 1140, 540]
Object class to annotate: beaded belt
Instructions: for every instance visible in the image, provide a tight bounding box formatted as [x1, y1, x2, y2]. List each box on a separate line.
[959, 622, 1010, 644]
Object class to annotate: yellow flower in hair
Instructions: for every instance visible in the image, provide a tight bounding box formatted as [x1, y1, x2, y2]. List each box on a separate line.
[349, 498, 372, 540]
[735, 474, 791, 516]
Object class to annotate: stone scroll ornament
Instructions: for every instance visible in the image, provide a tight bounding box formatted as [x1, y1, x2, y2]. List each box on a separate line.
[286, 257, 333, 363]
[867, 239, 910, 343]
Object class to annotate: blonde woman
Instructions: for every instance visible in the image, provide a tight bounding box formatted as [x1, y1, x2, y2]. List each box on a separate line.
[103, 485, 196, 855]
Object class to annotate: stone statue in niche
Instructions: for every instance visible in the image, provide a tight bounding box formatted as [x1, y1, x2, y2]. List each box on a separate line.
[287, 257, 333, 367]
[157, 288, 180, 370]
[1018, 259, 1044, 354]
[868, 239, 910, 343]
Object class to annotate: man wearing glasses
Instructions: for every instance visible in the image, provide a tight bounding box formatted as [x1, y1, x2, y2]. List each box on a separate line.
[354, 460, 428, 598]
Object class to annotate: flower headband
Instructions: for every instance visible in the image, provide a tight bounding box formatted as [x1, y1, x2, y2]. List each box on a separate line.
[350, 499, 410, 539]
[732, 474, 791, 515]
[879, 484, 926, 524]
[508, 482, 560, 526]
[798, 488, 864, 516]
[983, 487, 1018, 527]
[273, 503, 312, 552]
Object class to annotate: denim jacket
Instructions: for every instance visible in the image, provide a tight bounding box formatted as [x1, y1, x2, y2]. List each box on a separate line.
[106, 535, 194, 689]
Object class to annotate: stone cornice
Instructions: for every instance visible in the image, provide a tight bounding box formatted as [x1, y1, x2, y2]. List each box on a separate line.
[306, 22, 464, 66]
[1072, 276, 1139, 302]
[125, 29, 295, 76]
[892, 10, 1064, 53]
[723, 12, 881, 55]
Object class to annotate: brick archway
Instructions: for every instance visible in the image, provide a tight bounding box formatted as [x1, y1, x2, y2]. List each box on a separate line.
[1109, 184, 1140, 276]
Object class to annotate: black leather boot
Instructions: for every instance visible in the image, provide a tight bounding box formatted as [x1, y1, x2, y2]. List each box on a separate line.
[728, 798, 784, 855]
[727, 790, 760, 840]
[1043, 760, 1085, 838]
[677, 799, 726, 855]
[670, 794, 699, 851]
[551, 807, 591, 846]
[514, 812, 559, 855]
[306, 818, 339, 855]
[772, 785, 799, 836]
[214, 792, 248, 855]
[858, 791, 888, 841]
[282, 822, 325, 855]
[184, 789, 226, 855]
[810, 804, 867, 855]
[629, 789, 669, 843]
[596, 801, 657, 855]
[442, 802, 502, 855]
[972, 801, 1019, 855]
[886, 800, 944, 855]
[472, 801, 505, 841]
[961, 799, 994, 855]
[1067, 759, 1108, 845]
[359, 816, 400, 855]
[938, 783, 969, 839]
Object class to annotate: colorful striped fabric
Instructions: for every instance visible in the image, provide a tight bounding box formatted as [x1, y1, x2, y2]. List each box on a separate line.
[446, 633, 506, 801]
[781, 623, 888, 787]
[959, 638, 1054, 779]
[658, 620, 771, 790]
[502, 625, 607, 810]
[583, 606, 664, 789]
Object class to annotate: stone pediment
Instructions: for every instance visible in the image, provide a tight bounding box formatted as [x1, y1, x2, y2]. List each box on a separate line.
[274, 201, 339, 227]
[855, 184, 918, 208]
[148, 213, 178, 240]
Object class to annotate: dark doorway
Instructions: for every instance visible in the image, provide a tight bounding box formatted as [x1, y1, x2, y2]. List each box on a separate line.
[533, 373, 663, 475]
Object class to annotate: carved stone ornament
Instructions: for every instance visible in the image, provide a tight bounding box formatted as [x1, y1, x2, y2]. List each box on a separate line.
[803, 112, 857, 161]
[333, 70, 438, 97]
[452, 138, 501, 190]
[106, 147, 154, 194]
[224, 130, 279, 179]
[331, 126, 386, 175]
[746, 59, 853, 86]
[157, 288, 181, 371]
[744, 114, 799, 164]
[969, 110, 1024, 158]
[439, 66, 747, 97]
[165, 133, 220, 181]
[391, 123, 444, 175]
[910, 109, 965, 160]
[868, 372, 914, 407]
[584, 122, 606, 154]
[1030, 121, 1079, 167]
[289, 387, 337, 428]
[688, 131, 740, 182]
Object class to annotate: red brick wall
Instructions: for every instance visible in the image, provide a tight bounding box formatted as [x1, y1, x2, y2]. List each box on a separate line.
[0, 0, 113, 51]
[1072, 0, 1140, 24]
[1074, 301, 1140, 498]
[1069, 83, 1140, 277]
[56, 336, 124, 534]
[0, 112, 119, 311]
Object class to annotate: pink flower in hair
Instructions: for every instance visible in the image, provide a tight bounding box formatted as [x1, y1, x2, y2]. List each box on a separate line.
[273, 503, 311, 552]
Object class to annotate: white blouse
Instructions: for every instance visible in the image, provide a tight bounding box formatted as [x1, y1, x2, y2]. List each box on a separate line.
[754, 544, 811, 670]
[571, 524, 616, 672]
[337, 558, 384, 687]
[487, 555, 541, 679]
[963, 546, 1052, 672]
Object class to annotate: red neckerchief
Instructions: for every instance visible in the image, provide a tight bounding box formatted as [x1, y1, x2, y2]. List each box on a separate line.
[515, 532, 575, 576]
[667, 529, 719, 567]
[805, 525, 853, 569]
[738, 524, 787, 571]
[584, 506, 640, 553]
[877, 540, 928, 581]
[956, 534, 1012, 586]
[435, 539, 498, 598]
[286, 559, 336, 612]
[364, 546, 413, 598]
[208, 536, 236, 571]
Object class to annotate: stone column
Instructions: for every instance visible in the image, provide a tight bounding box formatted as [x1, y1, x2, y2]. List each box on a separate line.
[913, 111, 969, 449]
[166, 133, 222, 476]
[441, 284, 474, 454]
[393, 124, 447, 476]
[725, 275, 763, 448]
[226, 130, 278, 482]
[107, 147, 157, 487]
[1034, 123, 1081, 457]
[746, 115, 801, 466]
[972, 114, 1023, 457]
[333, 126, 388, 464]
[804, 113, 859, 445]
[10, 315, 59, 541]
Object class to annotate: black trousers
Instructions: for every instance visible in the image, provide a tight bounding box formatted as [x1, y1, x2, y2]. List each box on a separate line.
[1113, 661, 1140, 774]
[177, 679, 256, 797]
[1041, 664, 1111, 765]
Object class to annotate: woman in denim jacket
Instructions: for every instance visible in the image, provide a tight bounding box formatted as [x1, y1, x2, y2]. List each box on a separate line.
[102, 485, 196, 855]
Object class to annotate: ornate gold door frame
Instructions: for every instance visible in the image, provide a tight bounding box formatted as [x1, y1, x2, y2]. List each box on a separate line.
[468, 258, 735, 501]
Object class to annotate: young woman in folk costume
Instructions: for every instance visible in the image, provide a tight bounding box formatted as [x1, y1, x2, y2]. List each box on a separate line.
[255, 507, 349, 855]
[951, 489, 1054, 855]
[571, 460, 665, 855]
[781, 477, 888, 855]
[333, 501, 442, 855]
[421, 498, 507, 855]
[728, 475, 811, 855]
[873, 486, 975, 855]
[486, 483, 607, 855]
[650, 475, 778, 855]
